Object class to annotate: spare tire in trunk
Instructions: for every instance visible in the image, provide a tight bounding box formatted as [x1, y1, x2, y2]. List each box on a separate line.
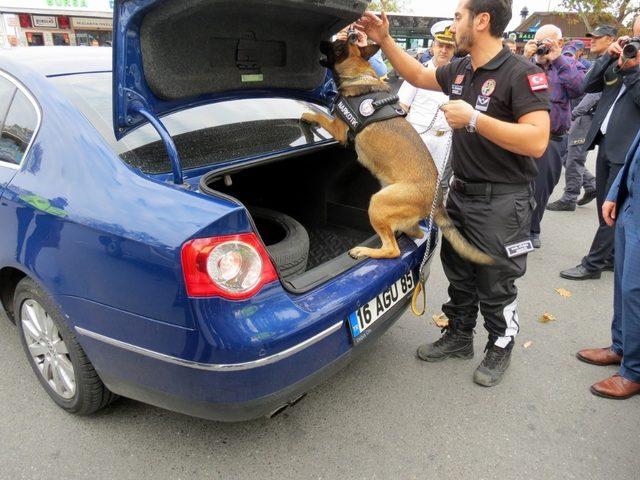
[249, 207, 309, 278]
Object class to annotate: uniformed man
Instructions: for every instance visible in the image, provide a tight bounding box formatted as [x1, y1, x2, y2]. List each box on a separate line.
[398, 21, 456, 187]
[357, 0, 551, 386]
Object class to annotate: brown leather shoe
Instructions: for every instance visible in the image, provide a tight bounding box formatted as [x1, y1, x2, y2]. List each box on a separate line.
[590, 375, 640, 399]
[576, 347, 622, 366]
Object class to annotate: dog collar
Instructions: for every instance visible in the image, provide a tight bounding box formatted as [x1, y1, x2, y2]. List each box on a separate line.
[337, 74, 381, 88]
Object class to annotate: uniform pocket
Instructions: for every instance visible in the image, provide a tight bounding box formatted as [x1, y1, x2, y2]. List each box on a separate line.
[514, 194, 534, 230]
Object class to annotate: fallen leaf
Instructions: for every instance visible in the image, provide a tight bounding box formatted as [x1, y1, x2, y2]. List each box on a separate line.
[539, 312, 556, 323]
[432, 312, 449, 328]
[555, 287, 572, 299]
[523, 341, 533, 349]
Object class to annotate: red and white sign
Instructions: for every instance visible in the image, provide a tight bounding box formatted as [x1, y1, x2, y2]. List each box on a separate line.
[527, 73, 548, 92]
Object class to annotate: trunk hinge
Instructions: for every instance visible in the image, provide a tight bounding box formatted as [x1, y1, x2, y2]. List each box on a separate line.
[125, 91, 184, 185]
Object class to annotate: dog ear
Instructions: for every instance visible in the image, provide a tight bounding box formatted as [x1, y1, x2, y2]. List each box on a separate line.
[359, 44, 380, 60]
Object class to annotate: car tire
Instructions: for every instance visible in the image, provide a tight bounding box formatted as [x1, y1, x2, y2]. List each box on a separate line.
[249, 207, 309, 277]
[14, 277, 117, 415]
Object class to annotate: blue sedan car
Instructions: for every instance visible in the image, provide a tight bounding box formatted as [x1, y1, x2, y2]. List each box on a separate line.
[0, 0, 435, 421]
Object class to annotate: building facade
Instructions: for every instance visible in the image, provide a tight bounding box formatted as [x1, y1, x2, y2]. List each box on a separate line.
[0, 0, 113, 47]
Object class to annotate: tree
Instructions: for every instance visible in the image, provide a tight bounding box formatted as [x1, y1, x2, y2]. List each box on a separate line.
[366, 0, 409, 13]
[558, 0, 640, 31]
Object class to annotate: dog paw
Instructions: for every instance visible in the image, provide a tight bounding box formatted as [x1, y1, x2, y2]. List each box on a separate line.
[300, 112, 317, 125]
[349, 247, 369, 260]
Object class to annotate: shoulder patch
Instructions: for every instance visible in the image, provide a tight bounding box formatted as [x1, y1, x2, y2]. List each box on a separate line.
[527, 73, 548, 92]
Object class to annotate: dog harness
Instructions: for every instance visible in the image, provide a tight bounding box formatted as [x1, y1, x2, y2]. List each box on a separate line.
[332, 92, 407, 142]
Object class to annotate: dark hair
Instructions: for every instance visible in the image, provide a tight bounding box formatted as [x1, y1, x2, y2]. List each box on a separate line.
[467, 0, 512, 37]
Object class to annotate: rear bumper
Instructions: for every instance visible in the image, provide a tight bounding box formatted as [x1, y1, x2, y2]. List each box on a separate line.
[71, 232, 436, 421]
[89, 293, 413, 422]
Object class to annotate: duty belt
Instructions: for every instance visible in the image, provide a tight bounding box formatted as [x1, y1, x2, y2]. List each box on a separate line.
[332, 92, 407, 142]
[451, 178, 530, 196]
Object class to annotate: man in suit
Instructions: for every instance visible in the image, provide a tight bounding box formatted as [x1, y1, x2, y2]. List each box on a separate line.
[577, 128, 640, 399]
[560, 18, 640, 280]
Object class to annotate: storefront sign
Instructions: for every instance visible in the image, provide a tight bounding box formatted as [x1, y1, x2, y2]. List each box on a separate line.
[512, 31, 535, 43]
[0, 0, 113, 12]
[71, 17, 112, 30]
[32, 15, 58, 28]
[44, 0, 113, 9]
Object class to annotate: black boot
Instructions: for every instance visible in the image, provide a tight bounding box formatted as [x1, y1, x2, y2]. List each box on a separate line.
[546, 199, 576, 211]
[417, 325, 474, 362]
[473, 342, 513, 387]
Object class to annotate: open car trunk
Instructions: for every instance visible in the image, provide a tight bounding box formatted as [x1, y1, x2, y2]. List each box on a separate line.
[200, 145, 382, 289]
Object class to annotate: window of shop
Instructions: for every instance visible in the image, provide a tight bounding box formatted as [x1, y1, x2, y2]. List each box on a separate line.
[25, 32, 44, 47]
[75, 30, 112, 46]
[52, 33, 71, 46]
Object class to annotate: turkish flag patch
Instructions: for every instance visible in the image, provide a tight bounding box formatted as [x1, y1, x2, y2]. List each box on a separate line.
[527, 73, 548, 92]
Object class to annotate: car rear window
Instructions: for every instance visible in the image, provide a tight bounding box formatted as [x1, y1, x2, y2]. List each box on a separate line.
[50, 72, 331, 174]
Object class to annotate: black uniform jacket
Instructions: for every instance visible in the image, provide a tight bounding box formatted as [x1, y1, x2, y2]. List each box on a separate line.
[584, 54, 640, 164]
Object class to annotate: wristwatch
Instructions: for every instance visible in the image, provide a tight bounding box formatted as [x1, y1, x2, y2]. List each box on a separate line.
[464, 110, 480, 133]
[466, 110, 480, 133]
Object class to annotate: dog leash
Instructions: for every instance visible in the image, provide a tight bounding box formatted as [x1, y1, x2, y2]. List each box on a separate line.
[411, 104, 452, 316]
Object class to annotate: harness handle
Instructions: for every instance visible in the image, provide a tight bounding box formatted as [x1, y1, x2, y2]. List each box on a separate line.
[371, 95, 400, 110]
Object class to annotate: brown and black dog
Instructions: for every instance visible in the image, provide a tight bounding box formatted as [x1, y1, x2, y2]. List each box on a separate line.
[301, 38, 493, 264]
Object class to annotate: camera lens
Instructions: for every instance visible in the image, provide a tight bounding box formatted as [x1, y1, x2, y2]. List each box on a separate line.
[622, 40, 640, 59]
[535, 44, 550, 56]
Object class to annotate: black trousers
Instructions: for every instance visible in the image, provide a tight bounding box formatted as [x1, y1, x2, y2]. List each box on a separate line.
[440, 186, 534, 347]
[581, 141, 623, 271]
[530, 135, 568, 235]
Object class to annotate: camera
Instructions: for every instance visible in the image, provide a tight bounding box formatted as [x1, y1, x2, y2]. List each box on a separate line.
[347, 27, 359, 44]
[535, 42, 550, 56]
[621, 37, 640, 59]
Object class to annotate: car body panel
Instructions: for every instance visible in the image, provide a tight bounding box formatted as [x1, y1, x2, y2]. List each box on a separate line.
[0, 54, 252, 327]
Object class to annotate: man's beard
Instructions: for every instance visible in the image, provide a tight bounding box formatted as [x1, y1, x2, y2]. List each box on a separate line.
[455, 21, 474, 56]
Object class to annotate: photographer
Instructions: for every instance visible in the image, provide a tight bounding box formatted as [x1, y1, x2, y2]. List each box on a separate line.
[523, 25, 586, 248]
[560, 17, 640, 280]
[547, 25, 617, 212]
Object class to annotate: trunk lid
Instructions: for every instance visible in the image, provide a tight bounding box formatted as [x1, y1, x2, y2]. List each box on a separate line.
[112, 0, 368, 139]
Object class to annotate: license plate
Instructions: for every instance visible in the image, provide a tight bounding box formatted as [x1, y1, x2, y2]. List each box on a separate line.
[347, 271, 415, 343]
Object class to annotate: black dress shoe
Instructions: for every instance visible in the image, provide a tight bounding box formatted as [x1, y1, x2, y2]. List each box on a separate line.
[560, 265, 601, 280]
[546, 200, 576, 211]
[577, 189, 597, 206]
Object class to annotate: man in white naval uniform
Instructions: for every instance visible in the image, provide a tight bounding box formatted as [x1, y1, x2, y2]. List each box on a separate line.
[398, 21, 456, 185]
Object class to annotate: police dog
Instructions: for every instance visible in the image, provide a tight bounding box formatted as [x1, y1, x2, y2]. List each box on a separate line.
[301, 38, 493, 264]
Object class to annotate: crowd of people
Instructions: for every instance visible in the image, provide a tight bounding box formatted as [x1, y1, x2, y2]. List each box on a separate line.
[352, 0, 640, 399]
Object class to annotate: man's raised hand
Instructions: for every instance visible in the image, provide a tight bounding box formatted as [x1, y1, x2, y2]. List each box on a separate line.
[355, 11, 390, 45]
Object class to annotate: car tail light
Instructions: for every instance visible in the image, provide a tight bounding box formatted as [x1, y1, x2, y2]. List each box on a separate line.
[181, 233, 278, 299]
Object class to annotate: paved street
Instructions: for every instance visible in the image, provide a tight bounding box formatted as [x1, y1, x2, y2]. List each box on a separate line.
[1, 153, 638, 480]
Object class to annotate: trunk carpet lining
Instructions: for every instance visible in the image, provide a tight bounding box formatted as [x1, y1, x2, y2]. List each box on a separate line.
[306, 224, 372, 270]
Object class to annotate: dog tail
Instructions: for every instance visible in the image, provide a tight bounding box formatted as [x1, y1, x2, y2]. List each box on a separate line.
[433, 204, 495, 265]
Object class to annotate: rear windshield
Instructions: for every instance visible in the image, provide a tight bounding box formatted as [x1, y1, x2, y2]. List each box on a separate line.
[50, 72, 331, 174]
